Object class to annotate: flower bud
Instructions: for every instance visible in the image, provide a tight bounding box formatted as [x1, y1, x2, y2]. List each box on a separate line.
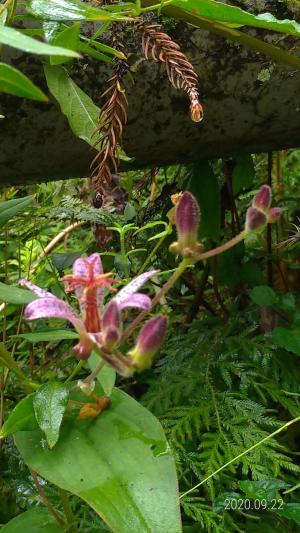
[268, 207, 283, 223]
[252, 185, 272, 212]
[245, 207, 267, 232]
[72, 340, 94, 360]
[128, 315, 167, 371]
[102, 301, 122, 351]
[176, 191, 200, 247]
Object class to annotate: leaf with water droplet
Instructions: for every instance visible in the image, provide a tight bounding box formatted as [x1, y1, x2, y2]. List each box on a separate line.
[33, 382, 69, 448]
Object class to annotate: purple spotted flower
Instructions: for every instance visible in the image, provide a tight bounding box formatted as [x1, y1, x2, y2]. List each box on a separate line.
[20, 253, 158, 372]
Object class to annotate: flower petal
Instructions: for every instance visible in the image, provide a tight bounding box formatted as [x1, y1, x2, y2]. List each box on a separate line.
[19, 279, 54, 299]
[113, 270, 159, 306]
[118, 293, 152, 311]
[72, 253, 104, 310]
[24, 297, 85, 334]
[73, 253, 103, 278]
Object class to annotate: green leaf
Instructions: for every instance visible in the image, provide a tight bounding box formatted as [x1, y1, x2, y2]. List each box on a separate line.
[78, 41, 112, 63]
[277, 503, 300, 524]
[172, 0, 300, 37]
[0, 394, 38, 438]
[50, 22, 80, 65]
[0, 196, 34, 227]
[272, 327, 300, 356]
[51, 251, 81, 271]
[15, 386, 181, 533]
[14, 330, 79, 343]
[0, 343, 29, 383]
[0, 282, 36, 305]
[249, 285, 277, 306]
[188, 161, 220, 240]
[27, 0, 125, 21]
[0, 25, 80, 57]
[33, 382, 69, 448]
[0, 63, 48, 101]
[238, 479, 288, 502]
[218, 242, 244, 289]
[0, 508, 62, 533]
[89, 351, 116, 396]
[278, 293, 296, 313]
[44, 64, 100, 146]
[160, 2, 300, 69]
[232, 155, 255, 195]
[213, 492, 241, 512]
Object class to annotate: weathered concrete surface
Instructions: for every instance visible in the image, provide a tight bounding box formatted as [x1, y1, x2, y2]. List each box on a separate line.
[1, 0, 300, 185]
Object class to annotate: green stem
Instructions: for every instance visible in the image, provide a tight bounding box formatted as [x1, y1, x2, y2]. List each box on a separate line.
[65, 360, 85, 384]
[141, 0, 174, 13]
[137, 233, 167, 275]
[59, 489, 78, 533]
[194, 232, 246, 263]
[122, 257, 192, 341]
[180, 414, 300, 499]
[84, 359, 105, 384]
[120, 231, 130, 280]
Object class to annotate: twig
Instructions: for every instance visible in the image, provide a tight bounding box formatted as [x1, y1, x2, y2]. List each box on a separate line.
[30, 468, 65, 526]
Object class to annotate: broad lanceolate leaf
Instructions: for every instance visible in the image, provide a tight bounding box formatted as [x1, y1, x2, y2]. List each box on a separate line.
[0, 196, 34, 227]
[0, 394, 38, 438]
[15, 386, 182, 533]
[172, 0, 300, 37]
[33, 382, 69, 448]
[0, 25, 80, 57]
[27, 0, 126, 21]
[0, 282, 36, 305]
[44, 65, 100, 146]
[0, 63, 48, 101]
[0, 508, 63, 533]
[50, 22, 80, 65]
[14, 329, 79, 343]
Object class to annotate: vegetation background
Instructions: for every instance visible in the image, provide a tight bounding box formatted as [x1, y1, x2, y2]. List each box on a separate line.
[2, 1, 300, 532]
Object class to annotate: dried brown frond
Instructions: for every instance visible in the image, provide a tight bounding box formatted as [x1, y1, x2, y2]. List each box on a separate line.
[91, 33, 129, 193]
[136, 21, 203, 123]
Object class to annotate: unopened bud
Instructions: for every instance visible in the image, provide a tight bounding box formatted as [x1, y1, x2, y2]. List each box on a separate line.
[252, 185, 272, 212]
[268, 207, 283, 223]
[128, 315, 167, 371]
[72, 339, 94, 360]
[170, 192, 202, 257]
[246, 207, 267, 232]
[102, 301, 122, 351]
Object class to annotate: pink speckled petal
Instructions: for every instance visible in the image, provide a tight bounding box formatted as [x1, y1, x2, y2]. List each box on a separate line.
[19, 279, 54, 299]
[118, 293, 152, 311]
[113, 270, 158, 306]
[24, 297, 86, 335]
[73, 253, 103, 279]
[72, 253, 104, 311]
